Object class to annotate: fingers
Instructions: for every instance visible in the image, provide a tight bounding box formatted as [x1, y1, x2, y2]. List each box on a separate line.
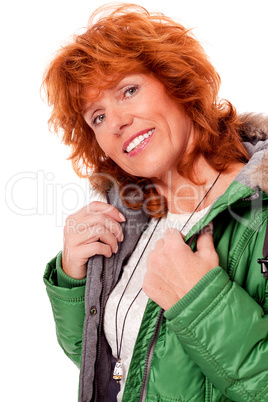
[196, 223, 214, 253]
[163, 227, 184, 242]
[82, 241, 115, 259]
[196, 223, 219, 266]
[65, 213, 124, 243]
[79, 201, 126, 222]
[62, 201, 126, 277]
[152, 228, 185, 256]
[154, 225, 213, 255]
[154, 238, 164, 250]
[86, 225, 119, 253]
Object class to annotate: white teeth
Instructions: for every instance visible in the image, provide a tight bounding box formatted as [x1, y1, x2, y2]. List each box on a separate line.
[125, 129, 154, 153]
[133, 137, 140, 146]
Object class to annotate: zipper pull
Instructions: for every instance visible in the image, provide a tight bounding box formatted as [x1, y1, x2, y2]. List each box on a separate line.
[257, 257, 268, 278]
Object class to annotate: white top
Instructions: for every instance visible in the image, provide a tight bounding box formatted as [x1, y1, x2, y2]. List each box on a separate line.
[103, 206, 210, 401]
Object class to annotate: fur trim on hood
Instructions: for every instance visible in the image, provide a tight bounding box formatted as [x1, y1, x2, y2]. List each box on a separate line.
[240, 113, 268, 142]
[238, 113, 268, 194]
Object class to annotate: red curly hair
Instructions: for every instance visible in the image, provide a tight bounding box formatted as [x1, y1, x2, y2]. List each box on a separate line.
[42, 3, 249, 217]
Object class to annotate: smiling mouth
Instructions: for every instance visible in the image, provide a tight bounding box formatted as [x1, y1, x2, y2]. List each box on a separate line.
[124, 129, 155, 153]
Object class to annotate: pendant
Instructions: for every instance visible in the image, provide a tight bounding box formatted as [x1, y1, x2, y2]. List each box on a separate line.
[113, 359, 123, 382]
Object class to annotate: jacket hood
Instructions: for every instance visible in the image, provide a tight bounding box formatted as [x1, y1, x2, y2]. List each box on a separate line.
[237, 113, 268, 193]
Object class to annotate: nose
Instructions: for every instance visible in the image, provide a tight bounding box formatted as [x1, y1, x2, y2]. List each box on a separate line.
[106, 106, 133, 135]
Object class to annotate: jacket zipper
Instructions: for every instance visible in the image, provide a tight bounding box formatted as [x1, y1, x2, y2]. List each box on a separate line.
[138, 235, 196, 402]
[137, 233, 198, 402]
[94, 257, 107, 402]
[139, 308, 164, 402]
[205, 377, 212, 402]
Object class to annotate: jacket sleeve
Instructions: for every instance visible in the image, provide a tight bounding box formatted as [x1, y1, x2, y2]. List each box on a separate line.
[164, 254, 268, 402]
[43, 252, 86, 369]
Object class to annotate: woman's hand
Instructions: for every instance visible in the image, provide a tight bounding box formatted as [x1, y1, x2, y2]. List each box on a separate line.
[143, 227, 219, 310]
[62, 201, 125, 279]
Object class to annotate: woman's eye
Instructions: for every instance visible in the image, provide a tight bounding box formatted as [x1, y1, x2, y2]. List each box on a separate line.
[92, 114, 105, 126]
[124, 86, 138, 98]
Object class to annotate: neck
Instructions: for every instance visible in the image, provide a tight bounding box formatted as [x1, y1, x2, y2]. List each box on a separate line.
[152, 157, 229, 214]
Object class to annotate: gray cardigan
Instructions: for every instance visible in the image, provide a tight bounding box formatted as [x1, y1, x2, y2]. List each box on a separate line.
[79, 185, 150, 401]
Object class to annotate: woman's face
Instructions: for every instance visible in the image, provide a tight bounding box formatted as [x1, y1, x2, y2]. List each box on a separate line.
[83, 74, 194, 181]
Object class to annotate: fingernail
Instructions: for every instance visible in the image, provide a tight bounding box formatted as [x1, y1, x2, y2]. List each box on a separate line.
[119, 212, 126, 222]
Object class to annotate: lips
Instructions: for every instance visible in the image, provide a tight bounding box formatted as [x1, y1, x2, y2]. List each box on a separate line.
[123, 129, 155, 154]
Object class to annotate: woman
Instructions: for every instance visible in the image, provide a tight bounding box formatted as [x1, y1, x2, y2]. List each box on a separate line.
[43, 4, 268, 401]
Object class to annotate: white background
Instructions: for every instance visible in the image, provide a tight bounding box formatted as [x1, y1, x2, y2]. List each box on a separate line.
[2, 0, 267, 400]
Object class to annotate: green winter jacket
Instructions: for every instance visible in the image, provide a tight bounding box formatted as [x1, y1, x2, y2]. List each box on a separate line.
[44, 114, 268, 401]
